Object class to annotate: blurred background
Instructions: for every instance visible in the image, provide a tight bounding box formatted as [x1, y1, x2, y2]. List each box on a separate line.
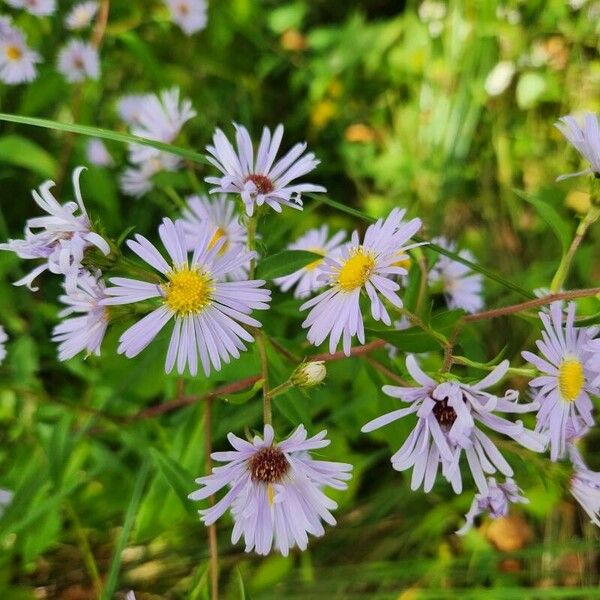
[0, 0, 600, 598]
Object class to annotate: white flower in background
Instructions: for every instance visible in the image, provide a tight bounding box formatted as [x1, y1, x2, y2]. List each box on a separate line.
[555, 112, 600, 180]
[0, 326, 8, 365]
[102, 218, 271, 376]
[125, 593, 136, 600]
[484, 61, 516, 96]
[5, 0, 55, 16]
[57, 39, 100, 83]
[117, 93, 151, 126]
[522, 302, 599, 461]
[569, 444, 600, 527]
[119, 153, 181, 198]
[85, 139, 113, 167]
[0, 167, 110, 291]
[0, 25, 41, 85]
[274, 226, 346, 299]
[362, 357, 546, 495]
[165, 0, 208, 35]
[428, 237, 484, 314]
[52, 271, 109, 360]
[456, 477, 528, 535]
[418, 0, 446, 37]
[0, 488, 13, 518]
[301, 209, 422, 355]
[65, 1, 98, 30]
[189, 425, 352, 556]
[205, 123, 326, 217]
[496, 6, 521, 24]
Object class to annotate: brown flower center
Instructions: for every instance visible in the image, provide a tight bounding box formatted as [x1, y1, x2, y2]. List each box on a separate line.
[245, 174, 274, 195]
[432, 397, 457, 429]
[249, 446, 289, 484]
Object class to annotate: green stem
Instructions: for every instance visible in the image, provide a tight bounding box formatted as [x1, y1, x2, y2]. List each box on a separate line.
[452, 355, 537, 377]
[266, 380, 293, 401]
[247, 214, 258, 279]
[162, 185, 186, 211]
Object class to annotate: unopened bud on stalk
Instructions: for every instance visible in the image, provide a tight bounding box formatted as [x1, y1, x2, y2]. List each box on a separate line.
[291, 361, 326, 388]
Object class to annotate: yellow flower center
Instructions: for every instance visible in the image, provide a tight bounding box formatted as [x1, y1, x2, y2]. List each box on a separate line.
[164, 267, 213, 316]
[336, 249, 375, 291]
[5, 45, 22, 61]
[558, 358, 584, 403]
[304, 246, 326, 271]
[208, 227, 229, 255]
[392, 254, 411, 271]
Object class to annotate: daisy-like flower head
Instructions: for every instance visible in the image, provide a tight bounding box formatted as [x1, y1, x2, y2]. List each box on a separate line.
[0, 26, 41, 85]
[301, 209, 422, 356]
[456, 476, 528, 535]
[522, 302, 599, 461]
[119, 153, 181, 198]
[568, 444, 600, 527]
[362, 356, 546, 495]
[555, 113, 600, 180]
[52, 270, 109, 360]
[117, 93, 151, 126]
[101, 218, 271, 376]
[65, 1, 98, 30]
[274, 226, 346, 299]
[165, 0, 208, 35]
[205, 123, 326, 217]
[5, 0, 55, 16]
[189, 424, 352, 556]
[57, 39, 100, 83]
[428, 237, 484, 314]
[0, 167, 110, 291]
[85, 138, 113, 167]
[0, 325, 8, 365]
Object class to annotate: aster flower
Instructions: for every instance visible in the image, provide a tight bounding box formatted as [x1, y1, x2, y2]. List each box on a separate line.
[165, 0, 208, 35]
[205, 123, 326, 217]
[0, 326, 8, 365]
[119, 153, 181, 198]
[189, 425, 352, 556]
[65, 1, 98, 30]
[569, 444, 600, 527]
[0, 167, 110, 291]
[301, 209, 422, 355]
[85, 138, 113, 167]
[522, 302, 599, 461]
[555, 113, 600, 180]
[428, 237, 484, 314]
[456, 477, 528, 535]
[585, 336, 600, 388]
[361, 356, 546, 495]
[57, 39, 100, 83]
[5, 0, 55, 16]
[0, 26, 41, 85]
[102, 218, 271, 376]
[52, 271, 109, 360]
[117, 93, 151, 126]
[274, 226, 346, 299]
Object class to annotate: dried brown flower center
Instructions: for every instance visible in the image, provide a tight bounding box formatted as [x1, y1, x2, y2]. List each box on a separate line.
[245, 174, 274, 195]
[249, 446, 289, 484]
[432, 397, 457, 429]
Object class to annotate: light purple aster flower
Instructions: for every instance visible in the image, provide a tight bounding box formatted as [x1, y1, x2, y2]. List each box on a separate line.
[119, 153, 181, 198]
[555, 113, 600, 180]
[0, 167, 110, 291]
[65, 1, 98, 30]
[52, 270, 109, 360]
[189, 424, 352, 556]
[205, 123, 326, 217]
[6, 0, 55, 16]
[57, 39, 100, 83]
[522, 302, 598, 461]
[0, 326, 8, 365]
[165, 0, 207, 35]
[117, 93, 151, 126]
[456, 476, 528, 535]
[569, 444, 600, 527]
[585, 336, 600, 389]
[301, 209, 422, 355]
[0, 25, 41, 85]
[102, 218, 271, 376]
[362, 356, 546, 495]
[274, 226, 346, 299]
[428, 237, 484, 314]
[85, 138, 113, 167]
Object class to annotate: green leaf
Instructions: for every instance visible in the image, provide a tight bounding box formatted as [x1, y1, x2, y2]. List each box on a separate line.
[0, 134, 58, 178]
[236, 568, 247, 600]
[256, 250, 322, 280]
[0, 113, 207, 164]
[151, 449, 196, 514]
[223, 379, 263, 404]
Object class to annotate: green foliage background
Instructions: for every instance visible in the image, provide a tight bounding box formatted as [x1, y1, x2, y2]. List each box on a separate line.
[0, 1, 599, 598]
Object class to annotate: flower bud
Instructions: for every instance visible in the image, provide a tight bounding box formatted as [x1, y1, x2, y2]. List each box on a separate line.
[291, 361, 326, 388]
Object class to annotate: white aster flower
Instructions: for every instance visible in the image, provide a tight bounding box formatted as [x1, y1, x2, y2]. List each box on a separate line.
[362, 356, 546, 495]
[569, 444, 600, 527]
[0, 326, 8, 365]
[205, 123, 326, 217]
[0, 167, 110, 291]
[57, 39, 100, 83]
[555, 112, 600, 180]
[52, 271, 109, 360]
[102, 218, 271, 376]
[301, 209, 422, 355]
[456, 477, 528, 535]
[0, 26, 41, 85]
[165, 0, 207, 35]
[428, 237, 484, 314]
[65, 1, 98, 30]
[522, 302, 598, 461]
[5, 0, 55, 16]
[117, 93, 151, 126]
[85, 138, 113, 167]
[484, 61, 516, 97]
[274, 226, 346, 299]
[119, 153, 181, 198]
[189, 424, 352, 556]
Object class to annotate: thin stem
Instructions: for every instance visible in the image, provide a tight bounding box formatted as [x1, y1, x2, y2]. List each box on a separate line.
[247, 215, 258, 279]
[265, 380, 293, 400]
[452, 355, 536, 376]
[204, 398, 219, 600]
[257, 331, 271, 425]
[415, 250, 429, 315]
[363, 356, 409, 385]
